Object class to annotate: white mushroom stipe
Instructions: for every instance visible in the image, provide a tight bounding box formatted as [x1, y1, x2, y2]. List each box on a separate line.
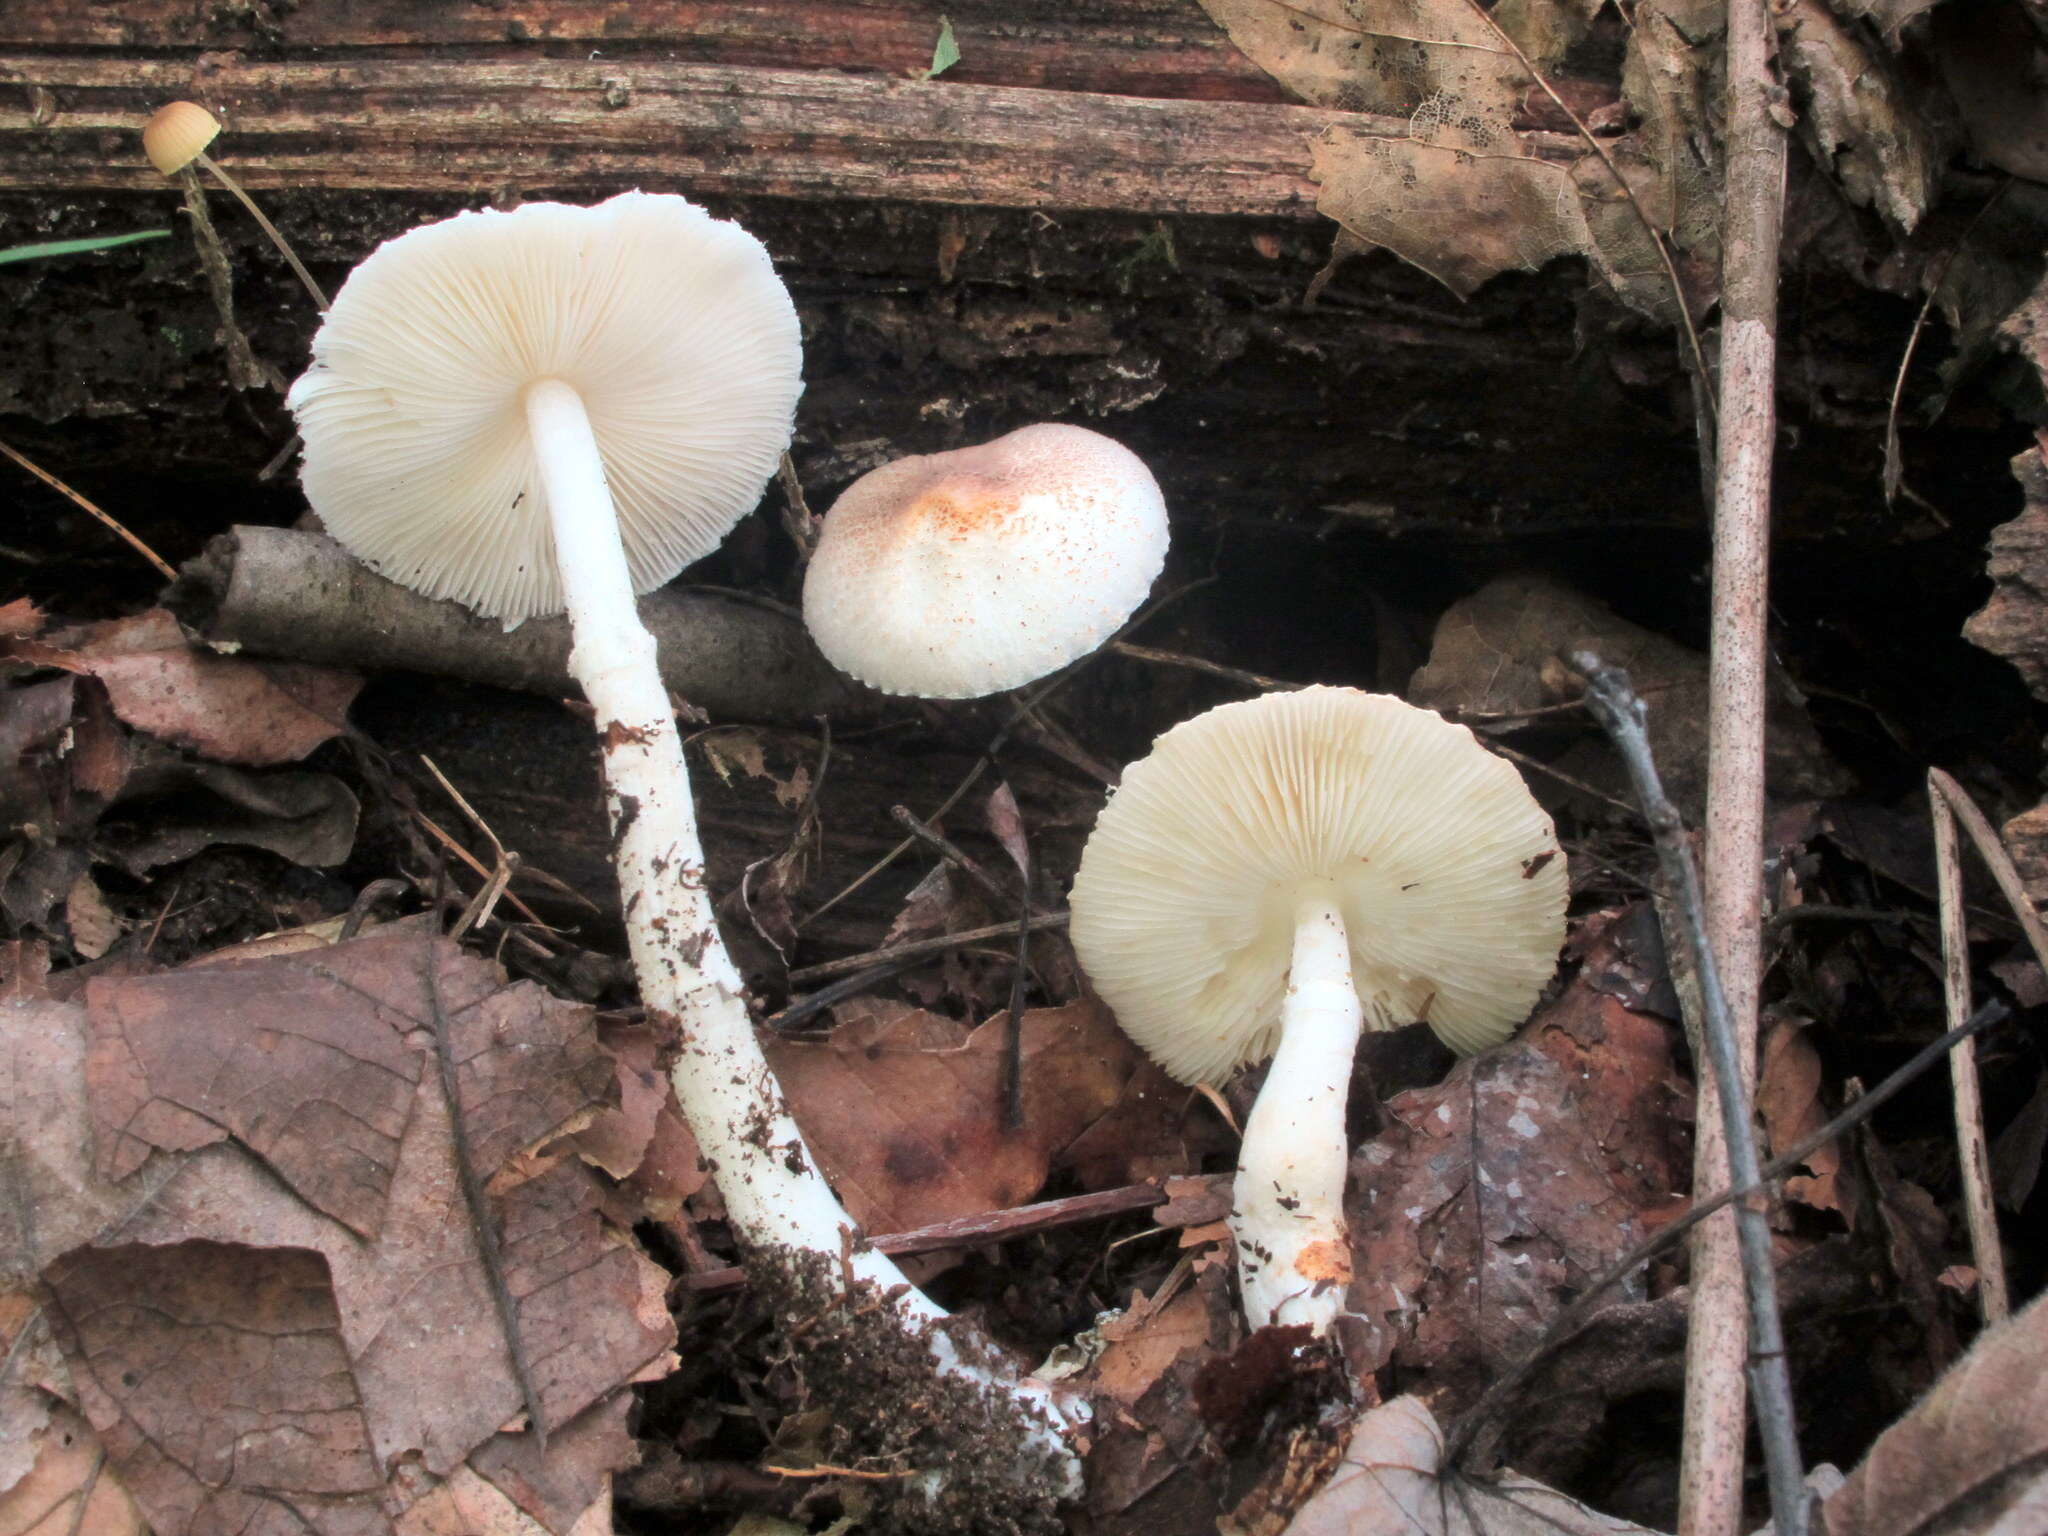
[1069, 687, 1568, 1334]
[289, 194, 1079, 1484]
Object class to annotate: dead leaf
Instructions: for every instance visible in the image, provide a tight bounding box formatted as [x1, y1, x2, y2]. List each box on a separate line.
[42, 1240, 387, 1536]
[1774, 0, 1938, 235]
[1312, 127, 1594, 300]
[62, 873, 118, 961]
[0, 599, 44, 639]
[0, 1396, 150, 1536]
[1410, 573, 1849, 818]
[1821, 1289, 2048, 1536]
[1196, 0, 1560, 127]
[1339, 997, 1680, 1395]
[6, 926, 672, 1536]
[1931, 6, 2048, 184]
[764, 997, 1152, 1234]
[101, 749, 359, 875]
[1756, 1015, 1847, 1219]
[1989, 1065, 2048, 1211]
[19, 610, 359, 768]
[1281, 1395, 1663, 1536]
[985, 781, 1030, 878]
[1964, 438, 2048, 709]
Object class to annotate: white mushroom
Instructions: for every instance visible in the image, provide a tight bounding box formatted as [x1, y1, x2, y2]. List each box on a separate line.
[1069, 686, 1568, 1334]
[288, 194, 1078, 1479]
[802, 423, 1168, 698]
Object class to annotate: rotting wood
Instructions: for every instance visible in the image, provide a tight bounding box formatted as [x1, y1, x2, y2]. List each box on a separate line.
[0, 54, 1577, 214]
[0, 0, 1613, 131]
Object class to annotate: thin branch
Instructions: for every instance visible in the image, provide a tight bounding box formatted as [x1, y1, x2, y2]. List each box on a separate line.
[786, 910, 1070, 986]
[682, 1180, 1169, 1295]
[0, 436, 176, 581]
[1884, 182, 2009, 512]
[1572, 652, 1806, 1536]
[1447, 991, 2010, 1467]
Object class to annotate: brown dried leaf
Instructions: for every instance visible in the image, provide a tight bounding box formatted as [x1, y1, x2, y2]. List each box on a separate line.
[103, 752, 359, 875]
[0, 1397, 149, 1536]
[25, 610, 359, 768]
[1822, 1289, 2048, 1536]
[1964, 438, 2048, 707]
[1756, 1016, 1846, 1218]
[1774, 0, 1937, 235]
[0, 599, 44, 639]
[1196, 0, 1561, 126]
[11, 925, 670, 1535]
[1410, 573, 1849, 817]
[42, 1241, 387, 1536]
[1281, 1395, 1661, 1536]
[1339, 989, 1679, 1391]
[764, 997, 1153, 1234]
[985, 780, 1030, 877]
[1931, 7, 2048, 184]
[62, 873, 119, 962]
[1312, 128, 1594, 300]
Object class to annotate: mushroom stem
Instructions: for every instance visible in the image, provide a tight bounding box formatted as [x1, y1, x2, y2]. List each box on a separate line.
[1232, 881, 1361, 1334]
[521, 379, 1081, 1473]
[193, 150, 330, 310]
[525, 377, 908, 1287]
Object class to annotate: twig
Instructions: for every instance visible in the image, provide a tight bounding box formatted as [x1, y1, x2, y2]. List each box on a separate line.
[682, 1181, 1168, 1295]
[777, 450, 820, 560]
[1928, 767, 2048, 974]
[766, 952, 931, 1032]
[421, 754, 521, 940]
[423, 946, 550, 1450]
[1884, 183, 2008, 512]
[174, 166, 284, 393]
[890, 805, 1011, 904]
[799, 576, 1215, 930]
[1108, 639, 1295, 694]
[1572, 653, 1806, 1536]
[1927, 770, 2018, 1322]
[0, 436, 177, 581]
[786, 910, 1069, 986]
[1690, 2, 1793, 1528]
[1447, 981, 2010, 1470]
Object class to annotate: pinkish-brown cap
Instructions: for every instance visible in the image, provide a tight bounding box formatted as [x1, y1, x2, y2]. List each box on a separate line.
[801, 424, 1168, 698]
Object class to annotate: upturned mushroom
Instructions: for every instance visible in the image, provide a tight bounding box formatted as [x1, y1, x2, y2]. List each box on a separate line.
[288, 193, 1078, 1478]
[802, 423, 1168, 698]
[1069, 686, 1568, 1334]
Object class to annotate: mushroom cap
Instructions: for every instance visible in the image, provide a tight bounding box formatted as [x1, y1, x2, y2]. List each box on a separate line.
[287, 192, 802, 621]
[143, 101, 221, 176]
[801, 424, 1167, 698]
[1069, 686, 1567, 1083]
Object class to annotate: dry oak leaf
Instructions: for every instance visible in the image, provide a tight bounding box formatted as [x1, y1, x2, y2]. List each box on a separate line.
[0, 1396, 150, 1536]
[17, 609, 359, 768]
[764, 997, 1211, 1236]
[1822, 1288, 2048, 1536]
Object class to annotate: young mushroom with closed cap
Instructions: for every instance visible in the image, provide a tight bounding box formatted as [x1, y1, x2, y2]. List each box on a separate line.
[1069, 686, 1568, 1334]
[288, 192, 1079, 1488]
[802, 423, 1168, 699]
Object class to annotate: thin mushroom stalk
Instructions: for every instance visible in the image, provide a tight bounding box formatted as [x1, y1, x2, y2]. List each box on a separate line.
[525, 375, 935, 1286]
[1233, 883, 1363, 1333]
[288, 193, 1080, 1494]
[530, 376, 1079, 1472]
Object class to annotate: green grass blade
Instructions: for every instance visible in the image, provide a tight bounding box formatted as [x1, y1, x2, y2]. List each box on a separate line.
[0, 229, 174, 266]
